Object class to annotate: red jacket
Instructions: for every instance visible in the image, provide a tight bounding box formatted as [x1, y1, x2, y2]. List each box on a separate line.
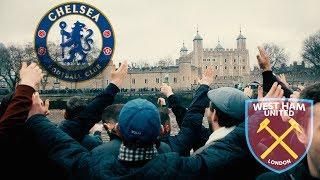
[0, 85, 35, 139]
[0, 85, 67, 179]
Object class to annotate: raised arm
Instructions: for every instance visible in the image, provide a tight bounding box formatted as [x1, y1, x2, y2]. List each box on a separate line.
[60, 61, 128, 140]
[160, 83, 210, 151]
[0, 62, 43, 140]
[160, 83, 187, 128]
[165, 68, 213, 155]
[257, 46, 293, 97]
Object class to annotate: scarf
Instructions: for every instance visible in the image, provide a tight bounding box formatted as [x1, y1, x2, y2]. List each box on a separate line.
[118, 143, 158, 162]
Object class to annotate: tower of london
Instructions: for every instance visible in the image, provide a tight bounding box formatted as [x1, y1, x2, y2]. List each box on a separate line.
[45, 29, 250, 90]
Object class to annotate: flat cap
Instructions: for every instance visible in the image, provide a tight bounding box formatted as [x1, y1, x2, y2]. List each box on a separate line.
[207, 87, 249, 120]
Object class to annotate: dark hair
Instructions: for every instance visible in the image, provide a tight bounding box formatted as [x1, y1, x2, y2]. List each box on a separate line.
[158, 107, 170, 125]
[0, 92, 14, 118]
[300, 83, 320, 104]
[101, 104, 124, 123]
[65, 96, 86, 119]
[210, 102, 241, 128]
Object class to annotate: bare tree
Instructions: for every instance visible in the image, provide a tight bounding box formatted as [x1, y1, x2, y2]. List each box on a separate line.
[0, 44, 34, 91]
[263, 43, 289, 69]
[302, 30, 320, 71]
[0, 45, 22, 91]
[156, 56, 174, 67]
[159, 56, 174, 66]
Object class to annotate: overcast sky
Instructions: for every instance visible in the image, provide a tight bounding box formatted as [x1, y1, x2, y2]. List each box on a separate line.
[1, 0, 320, 68]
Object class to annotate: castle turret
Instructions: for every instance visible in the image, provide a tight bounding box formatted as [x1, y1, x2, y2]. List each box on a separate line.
[214, 40, 225, 51]
[193, 28, 203, 75]
[236, 29, 246, 49]
[180, 42, 188, 57]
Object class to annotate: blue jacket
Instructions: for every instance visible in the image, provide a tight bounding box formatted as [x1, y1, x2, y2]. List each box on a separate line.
[26, 84, 262, 179]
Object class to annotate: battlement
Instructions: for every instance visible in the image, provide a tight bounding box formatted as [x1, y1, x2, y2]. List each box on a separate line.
[203, 48, 237, 52]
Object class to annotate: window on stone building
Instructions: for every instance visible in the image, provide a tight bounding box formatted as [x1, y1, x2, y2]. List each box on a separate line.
[215, 66, 218, 69]
[243, 66, 245, 69]
[132, 79, 135, 84]
[145, 79, 148, 84]
[225, 59, 227, 63]
[205, 66, 208, 69]
[234, 66, 236, 69]
[234, 59, 236, 63]
[225, 66, 227, 70]
[174, 77, 177, 83]
[156, 78, 159, 83]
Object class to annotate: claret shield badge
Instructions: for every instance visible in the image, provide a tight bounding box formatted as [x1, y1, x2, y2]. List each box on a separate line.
[245, 98, 313, 173]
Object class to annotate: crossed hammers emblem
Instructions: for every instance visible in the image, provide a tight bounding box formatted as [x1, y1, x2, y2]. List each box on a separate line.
[257, 118, 302, 159]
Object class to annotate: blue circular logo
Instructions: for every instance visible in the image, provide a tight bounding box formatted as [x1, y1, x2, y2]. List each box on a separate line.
[35, 2, 115, 82]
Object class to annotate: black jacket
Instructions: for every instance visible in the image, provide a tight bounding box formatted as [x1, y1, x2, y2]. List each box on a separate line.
[59, 119, 103, 150]
[166, 94, 211, 153]
[26, 84, 262, 179]
[159, 85, 210, 155]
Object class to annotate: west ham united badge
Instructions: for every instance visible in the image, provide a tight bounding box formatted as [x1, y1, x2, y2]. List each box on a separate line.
[34, 2, 115, 82]
[245, 98, 313, 173]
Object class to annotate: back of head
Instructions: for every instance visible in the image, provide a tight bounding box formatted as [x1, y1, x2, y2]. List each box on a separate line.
[208, 87, 249, 127]
[119, 98, 161, 146]
[300, 83, 320, 104]
[102, 104, 124, 124]
[65, 96, 86, 120]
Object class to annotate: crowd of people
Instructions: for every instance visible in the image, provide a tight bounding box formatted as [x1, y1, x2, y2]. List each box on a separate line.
[0, 46, 319, 179]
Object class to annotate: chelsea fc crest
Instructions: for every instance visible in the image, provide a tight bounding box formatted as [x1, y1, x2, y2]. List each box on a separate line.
[34, 2, 115, 82]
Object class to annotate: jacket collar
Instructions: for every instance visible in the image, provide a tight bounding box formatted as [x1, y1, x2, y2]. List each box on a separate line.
[205, 126, 235, 146]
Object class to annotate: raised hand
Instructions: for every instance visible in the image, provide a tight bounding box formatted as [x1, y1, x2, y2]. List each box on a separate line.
[20, 62, 44, 89]
[297, 85, 305, 91]
[198, 67, 214, 86]
[257, 46, 272, 71]
[90, 123, 104, 134]
[28, 92, 50, 119]
[290, 91, 300, 99]
[258, 82, 284, 99]
[110, 60, 128, 88]
[278, 74, 289, 87]
[243, 86, 253, 98]
[160, 83, 173, 98]
[157, 97, 166, 107]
